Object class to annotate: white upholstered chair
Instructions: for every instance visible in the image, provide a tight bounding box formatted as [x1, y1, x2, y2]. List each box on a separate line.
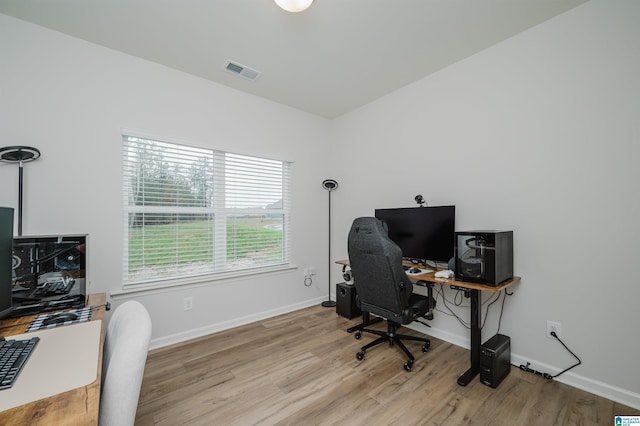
[99, 300, 152, 426]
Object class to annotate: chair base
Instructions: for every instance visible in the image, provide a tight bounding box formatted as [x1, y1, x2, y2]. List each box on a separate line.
[355, 321, 430, 371]
[346, 313, 383, 333]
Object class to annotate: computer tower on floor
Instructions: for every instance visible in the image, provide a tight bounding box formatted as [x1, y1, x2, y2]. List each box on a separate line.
[336, 282, 360, 319]
[480, 333, 511, 388]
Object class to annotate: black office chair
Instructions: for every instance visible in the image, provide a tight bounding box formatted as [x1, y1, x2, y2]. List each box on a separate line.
[348, 216, 435, 371]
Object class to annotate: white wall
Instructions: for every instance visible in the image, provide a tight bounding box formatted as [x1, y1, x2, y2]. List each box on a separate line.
[0, 13, 332, 347]
[330, 0, 640, 408]
[2, 0, 639, 410]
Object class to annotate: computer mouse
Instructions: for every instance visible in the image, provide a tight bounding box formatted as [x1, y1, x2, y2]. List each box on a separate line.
[43, 312, 78, 325]
[435, 269, 454, 279]
[408, 267, 421, 274]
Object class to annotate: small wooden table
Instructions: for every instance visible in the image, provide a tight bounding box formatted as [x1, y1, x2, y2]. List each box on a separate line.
[0, 293, 107, 425]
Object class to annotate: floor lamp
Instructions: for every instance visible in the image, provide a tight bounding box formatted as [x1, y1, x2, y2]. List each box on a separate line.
[0, 146, 41, 236]
[321, 179, 338, 308]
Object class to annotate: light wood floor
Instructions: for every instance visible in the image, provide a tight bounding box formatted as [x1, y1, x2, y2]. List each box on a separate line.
[136, 305, 638, 425]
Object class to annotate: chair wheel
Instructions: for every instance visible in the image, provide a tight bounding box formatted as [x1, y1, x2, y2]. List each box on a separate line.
[356, 351, 365, 361]
[355, 331, 362, 340]
[404, 360, 413, 371]
[422, 342, 430, 352]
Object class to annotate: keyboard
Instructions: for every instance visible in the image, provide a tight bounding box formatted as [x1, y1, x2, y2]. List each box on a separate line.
[0, 337, 40, 390]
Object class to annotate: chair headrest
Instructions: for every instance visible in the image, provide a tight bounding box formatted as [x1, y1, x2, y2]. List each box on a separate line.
[351, 216, 387, 236]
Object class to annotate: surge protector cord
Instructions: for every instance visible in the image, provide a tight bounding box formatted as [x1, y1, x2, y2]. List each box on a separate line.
[519, 331, 582, 380]
[549, 331, 582, 378]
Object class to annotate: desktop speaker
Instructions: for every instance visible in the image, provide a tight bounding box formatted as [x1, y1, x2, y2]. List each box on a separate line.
[336, 282, 360, 319]
[455, 231, 513, 286]
[480, 333, 511, 388]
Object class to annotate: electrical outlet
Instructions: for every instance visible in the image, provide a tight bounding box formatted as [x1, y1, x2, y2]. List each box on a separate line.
[183, 296, 193, 311]
[546, 320, 561, 339]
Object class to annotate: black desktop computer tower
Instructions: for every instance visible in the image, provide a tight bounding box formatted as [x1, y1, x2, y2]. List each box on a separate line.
[336, 282, 360, 319]
[455, 231, 513, 286]
[480, 334, 511, 388]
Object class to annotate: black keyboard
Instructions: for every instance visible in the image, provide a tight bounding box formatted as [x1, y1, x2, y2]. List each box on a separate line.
[0, 336, 40, 390]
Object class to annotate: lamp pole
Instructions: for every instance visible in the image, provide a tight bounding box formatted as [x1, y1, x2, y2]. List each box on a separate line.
[321, 179, 338, 308]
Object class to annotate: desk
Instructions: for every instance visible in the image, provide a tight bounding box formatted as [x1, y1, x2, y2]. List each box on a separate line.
[336, 260, 520, 386]
[418, 271, 520, 386]
[0, 293, 107, 425]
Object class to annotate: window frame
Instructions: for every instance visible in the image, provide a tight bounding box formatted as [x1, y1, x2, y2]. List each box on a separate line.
[122, 132, 292, 289]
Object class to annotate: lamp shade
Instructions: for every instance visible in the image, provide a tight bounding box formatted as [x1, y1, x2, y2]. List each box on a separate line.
[274, 0, 314, 13]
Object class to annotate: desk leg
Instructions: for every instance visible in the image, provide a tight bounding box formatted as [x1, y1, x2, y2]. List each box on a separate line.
[457, 289, 481, 386]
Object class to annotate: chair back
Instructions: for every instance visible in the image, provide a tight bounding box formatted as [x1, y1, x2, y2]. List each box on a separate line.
[348, 217, 413, 323]
[99, 300, 152, 426]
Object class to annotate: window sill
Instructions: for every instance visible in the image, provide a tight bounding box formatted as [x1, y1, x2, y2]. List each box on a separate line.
[110, 264, 298, 299]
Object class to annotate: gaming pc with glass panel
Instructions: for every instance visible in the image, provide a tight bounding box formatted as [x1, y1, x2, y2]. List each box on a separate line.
[454, 231, 513, 286]
[10, 234, 87, 315]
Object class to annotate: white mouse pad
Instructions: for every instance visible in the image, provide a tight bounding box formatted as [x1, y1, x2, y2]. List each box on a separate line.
[0, 319, 102, 412]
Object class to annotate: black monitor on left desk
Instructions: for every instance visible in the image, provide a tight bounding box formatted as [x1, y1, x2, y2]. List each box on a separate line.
[0, 207, 14, 320]
[375, 205, 455, 266]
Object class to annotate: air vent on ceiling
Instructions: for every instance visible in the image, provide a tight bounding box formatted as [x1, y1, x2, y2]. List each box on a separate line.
[223, 60, 262, 81]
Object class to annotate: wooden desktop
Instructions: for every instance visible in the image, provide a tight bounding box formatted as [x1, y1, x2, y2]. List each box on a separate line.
[0, 293, 107, 425]
[336, 260, 521, 386]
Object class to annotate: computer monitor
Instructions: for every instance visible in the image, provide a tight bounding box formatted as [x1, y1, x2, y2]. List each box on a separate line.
[0, 207, 14, 319]
[374, 205, 455, 264]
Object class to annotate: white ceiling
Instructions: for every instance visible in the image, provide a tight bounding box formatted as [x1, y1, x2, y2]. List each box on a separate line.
[0, 0, 588, 119]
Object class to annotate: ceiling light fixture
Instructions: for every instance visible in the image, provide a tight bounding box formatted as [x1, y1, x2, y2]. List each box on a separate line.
[274, 0, 314, 13]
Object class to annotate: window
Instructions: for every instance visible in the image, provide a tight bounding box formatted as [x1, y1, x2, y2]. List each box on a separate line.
[122, 134, 291, 287]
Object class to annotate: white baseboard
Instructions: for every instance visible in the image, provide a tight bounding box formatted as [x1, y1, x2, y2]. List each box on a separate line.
[148, 296, 326, 351]
[509, 353, 640, 411]
[407, 323, 640, 410]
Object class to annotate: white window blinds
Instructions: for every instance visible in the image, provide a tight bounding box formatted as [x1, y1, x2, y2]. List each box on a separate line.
[122, 135, 291, 286]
